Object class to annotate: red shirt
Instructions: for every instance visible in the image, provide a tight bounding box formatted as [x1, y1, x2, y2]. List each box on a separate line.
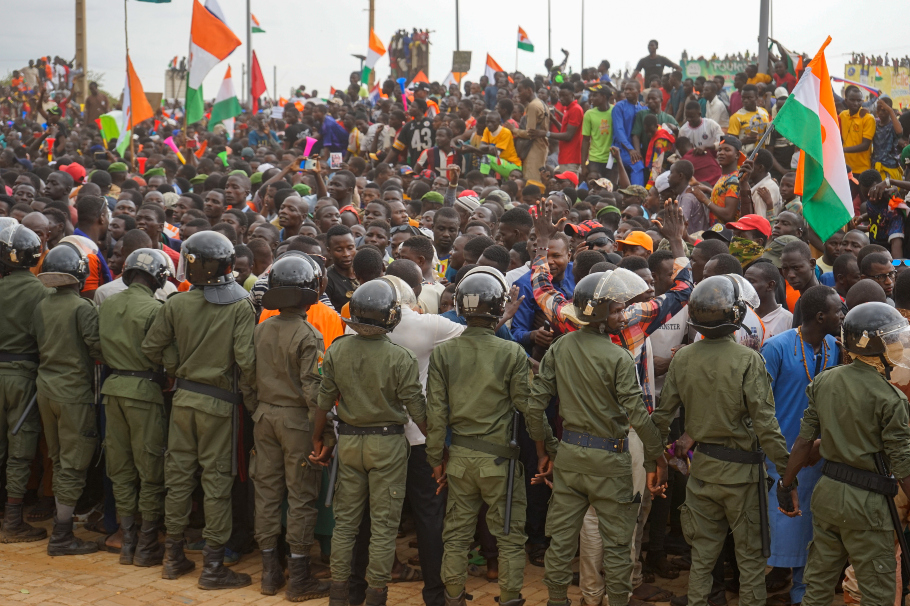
[557, 100, 584, 165]
[773, 72, 797, 93]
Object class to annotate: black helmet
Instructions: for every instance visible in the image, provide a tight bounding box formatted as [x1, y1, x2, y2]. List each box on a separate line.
[122, 248, 171, 290]
[343, 278, 401, 335]
[0, 223, 43, 272]
[179, 231, 236, 286]
[38, 242, 89, 289]
[455, 266, 508, 321]
[842, 302, 910, 368]
[687, 275, 747, 339]
[571, 268, 648, 328]
[262, 254, 319, 310]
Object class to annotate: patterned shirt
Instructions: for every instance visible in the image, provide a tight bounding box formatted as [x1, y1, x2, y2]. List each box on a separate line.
[710, 171, 740, 222]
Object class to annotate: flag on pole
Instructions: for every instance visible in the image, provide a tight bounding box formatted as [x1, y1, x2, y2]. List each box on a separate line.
[361, 29, 387, 84]
[441, 72, 465, 88]
[875, 66, 884, 82]
[208, 66, 242, 135]
[772, 41, 800, 77]
[485, 54, 505, 82]
[186, 0, 241, 125]
[251, 13, 265, 33]
[517, 27, 534, 52]
[772, 36, 852, 242]
[250, 51, 267, 114]
[410, 70, 429, 86]
[98, 110, 122, 144]
[117, 54, 154, 156]
[168, 56, 178, 69]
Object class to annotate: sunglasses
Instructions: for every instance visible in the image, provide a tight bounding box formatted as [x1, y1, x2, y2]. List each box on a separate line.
[869, 271, 897, 282]
[586, 237, 614, 248]
[893, 259, 910, 267]
[390, 225, 414, 235]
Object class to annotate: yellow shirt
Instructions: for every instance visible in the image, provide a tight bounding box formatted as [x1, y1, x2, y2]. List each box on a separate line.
[746, 73, 772, 85]
[839, 109, 876, 173]
[482, 126, 522, 167]
[727, 107, 770, 152]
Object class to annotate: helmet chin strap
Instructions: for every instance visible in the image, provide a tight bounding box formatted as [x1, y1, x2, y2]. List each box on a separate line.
[879, 354, 893, 380]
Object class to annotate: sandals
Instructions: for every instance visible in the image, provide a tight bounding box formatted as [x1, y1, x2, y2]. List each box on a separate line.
[632, 583, 675, 602]
[27, 496, 55, 522]
[390, 562, 423, 582]
[645, 555, 681, 580]
[765, 567, 792, 593]
[527, 544, 547, 567]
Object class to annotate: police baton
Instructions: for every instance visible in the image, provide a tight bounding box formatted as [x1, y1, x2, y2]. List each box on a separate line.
[11, 393, 38, 436]
[503, 409, 520, 535]
[231, 365, 240, 477]
[874, 452, 910, 579]
[757, 448, 771, 559]
[324, 410, 339, 507]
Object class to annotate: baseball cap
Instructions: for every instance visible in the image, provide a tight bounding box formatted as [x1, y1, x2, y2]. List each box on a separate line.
[761, 235, 801, 268]
[774, 87, 789, 99]
[564, 219, 603, 236]
[726, 214, 771, 237]
[615, 230, 654, 253]
[241, 147, 255, 159]
[399, 166, 415, 176]
[719, 134, 742, 153]
[654, 171, 671, 193]
[62, 162, 86, 184]
[554, 171, 579, 187]
[414, 82, 430, 92]
[701, 226, 733, 243]
[590, 178, 613, 192]
[618, 185, 648, 199]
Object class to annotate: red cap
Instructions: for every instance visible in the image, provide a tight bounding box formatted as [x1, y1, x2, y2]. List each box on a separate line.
[564, 219, 603, 236]
[62, 162, 86, 185]
[459, 189, 477, 197]
[726, 214, 771, 237]
[554, 171, 579, 187]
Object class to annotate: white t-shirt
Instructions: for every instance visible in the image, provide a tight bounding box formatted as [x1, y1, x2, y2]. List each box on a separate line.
[759, 305, 793, 340]
[704, 97, 730, 129]
[648, 307, 688, 397]
[751, 173, 782, 219]
[506, 263, 530, 287]
[693, 306, 766, 351]
[679, 118, 723, 149]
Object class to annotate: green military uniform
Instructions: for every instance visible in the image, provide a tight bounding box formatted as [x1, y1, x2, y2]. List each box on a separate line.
[317, 333, 426, 590]
[0, 270, 49, 502]
[141, 289, 256, 548]
[798, 360, 910, 606]
[530, 327, 665, 606]
[98, 282, 168, 521]
[426, 326, 555, 603]
[32, 287, 103, 507]
[250, 308, 332, 555]
[652, 334, 790, 606]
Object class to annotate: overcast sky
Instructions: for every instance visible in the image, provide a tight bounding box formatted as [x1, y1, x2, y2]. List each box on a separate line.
[1, 0, 906, 102]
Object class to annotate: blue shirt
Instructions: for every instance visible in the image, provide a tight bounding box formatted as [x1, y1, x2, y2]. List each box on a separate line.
[611, 100, 645, 165]
[484, 85, 499, 110]
[248, 130, 279, 147]
[440, 310, 512, 341]
[321, 116, 349, 154]
[819, 271, 835, 287]
[511, 262, 575, 350]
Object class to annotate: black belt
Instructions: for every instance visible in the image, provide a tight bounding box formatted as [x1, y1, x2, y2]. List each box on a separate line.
[337, 422, 404, 436]
[451, 434, 520, 460]
[175, 378, 242, 406]
[0, 352, 39, 363]
[823, 460, 899, 497]
[696, 443, 764, 465]
[112, 369, 167, 387]
[562, 429, 628, 453]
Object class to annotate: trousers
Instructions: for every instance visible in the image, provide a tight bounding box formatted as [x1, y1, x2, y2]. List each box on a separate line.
[0, 375, 39, 499]
[36, 396, 97, 507]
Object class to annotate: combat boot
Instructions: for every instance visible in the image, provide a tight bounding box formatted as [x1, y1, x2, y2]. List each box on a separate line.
[328, 580, 349, 606]
[133, 520, 163, 567]
[259, 549, 286, 595]
[365, 586, 388, 605]
[0, 503, 47, 543]
[547, 600, 571, 606]
[286, 555, 331, 601]
[197, 544, 252, 589]
[444, 589, 468, 605]
[162, 535, 195, 579]
[47, 517, 99, 556]
[500, 598, 526, 606]
[119, 521, 138, 565]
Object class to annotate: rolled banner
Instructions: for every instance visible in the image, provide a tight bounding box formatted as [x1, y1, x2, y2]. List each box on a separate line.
[397, 77, 408, 111]
[46, 137, 55, 162]
[164, 136, 187, 164]
[136, 156, 147, 174]
[303, 136, 318, 157]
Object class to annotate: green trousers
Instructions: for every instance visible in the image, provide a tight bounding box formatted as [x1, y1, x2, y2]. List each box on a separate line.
[802, 512, 896, 605]
[0, 375, 39, 500]
[543, 469, 639, 605]
[103, 395, 166, 520]
[330, 433, 408, 590]
[442, 455, 527, 600]
[680, 478, 765, 606]
[249, 403, 322, 554]
[36, 396, 97, 507]
[164, 404, 233, 547]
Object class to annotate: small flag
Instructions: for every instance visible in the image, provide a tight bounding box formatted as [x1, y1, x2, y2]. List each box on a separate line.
[251, 13, 265, 33]
[361, 28, 387, 84]
[117, 54, 154, 156]
[772, 41, 800, 77]
[209, 66, 242, 136]
[875, 66, 884, 82]
[410, 70, 429, 86]
[772, 36, 852, 242]
[517, 27, 534, 52]
[485, 53, 505, 82]
[250, 51, 267, 114]
[442, 72, 465, 88]
[168, 56, 178, 69]
[186, 0, 242, 125]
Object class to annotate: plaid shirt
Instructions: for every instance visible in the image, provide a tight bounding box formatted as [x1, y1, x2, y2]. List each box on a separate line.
[530, 255, 693, 412]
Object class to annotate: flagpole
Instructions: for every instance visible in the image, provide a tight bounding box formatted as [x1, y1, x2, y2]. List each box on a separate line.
[246, 0, 252, 107]
[125, 0, 137, 171]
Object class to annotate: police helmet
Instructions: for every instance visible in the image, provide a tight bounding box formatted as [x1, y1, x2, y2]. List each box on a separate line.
[343, 278, 401, 335]
[455, 266, 509, 321]
[122, 248, 171, 290]
[687, 275, 748, 339]
[842, 302, 910, 369]
[0, 223, 42, 271]
[262, 254, 320, 310]
[38, 242, 89, 289]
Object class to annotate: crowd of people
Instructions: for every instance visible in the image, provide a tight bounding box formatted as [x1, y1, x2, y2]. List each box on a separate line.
[3, 37, 910, 606]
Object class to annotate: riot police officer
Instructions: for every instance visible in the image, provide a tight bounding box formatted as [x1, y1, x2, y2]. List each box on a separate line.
[142, 231, 257, 589]
[779, 302, 910, 605]
[0, 223, 49, 544]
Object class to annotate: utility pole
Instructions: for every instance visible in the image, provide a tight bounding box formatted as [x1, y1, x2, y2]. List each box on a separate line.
[455, 0, 460, 51]
[580, 0, 584, 69]
[246, 0, 252, 105]
[548, 0, 552, 60]
[758, 0, 770, 74]
[75, 0, 87, 104]
[273, 66, 277, 102]
[368, 0, 376, 86]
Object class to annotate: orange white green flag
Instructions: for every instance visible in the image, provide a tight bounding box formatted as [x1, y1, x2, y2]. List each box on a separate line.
[484, 53, 505, 81]
[251, 13, 265, 33]
[186, 0, 241, 124]
[117, 54, 154, 155]
[361, 29, 387, 84]
[517, 27, 534, 52]
[771, 36, 852, 241]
